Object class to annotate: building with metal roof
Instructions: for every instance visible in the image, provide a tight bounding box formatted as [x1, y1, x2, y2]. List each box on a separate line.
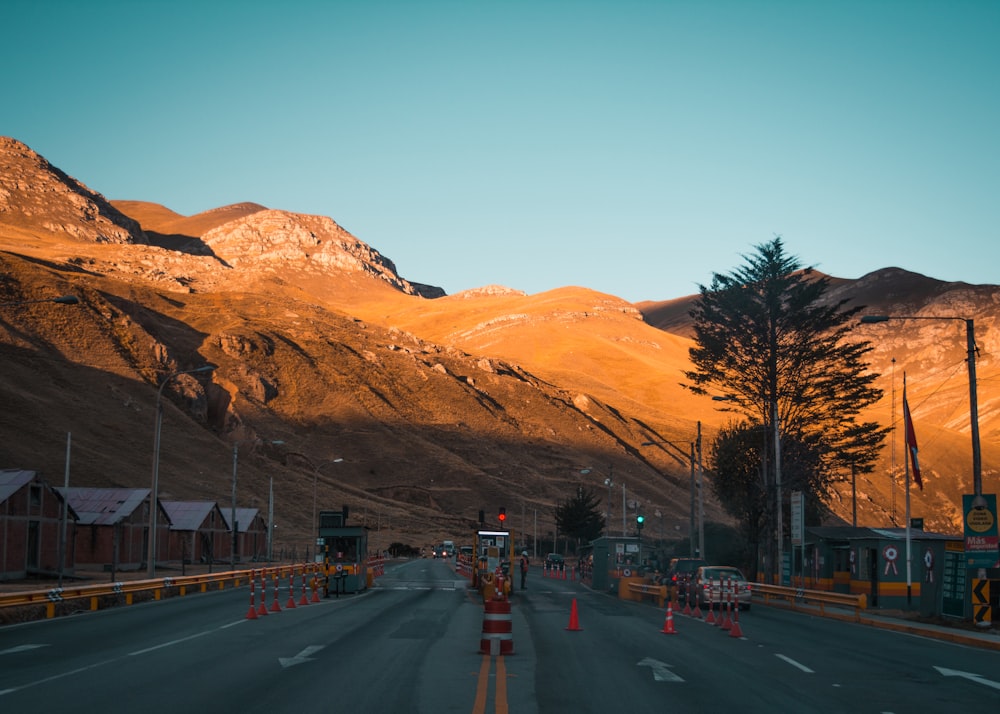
[1, 469, 78, 580]
[58, 486, 163, 572]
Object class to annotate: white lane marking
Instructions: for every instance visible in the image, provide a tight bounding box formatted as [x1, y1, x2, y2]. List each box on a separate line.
[775, 654, 814, 673]
[637, 657, 685, 682]
[0, 644, 48, 655]
[935, 666, 1000, 691]
[128, 629, 212, 655]
[279, 645, 324, 668]
[0, 658, 117, 696]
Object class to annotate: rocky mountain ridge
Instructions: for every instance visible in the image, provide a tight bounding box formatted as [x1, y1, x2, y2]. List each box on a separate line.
[1, 136, 997, 549]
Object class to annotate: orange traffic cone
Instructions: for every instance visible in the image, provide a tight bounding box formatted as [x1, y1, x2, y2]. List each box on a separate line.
[729, 604, 745, 638]
[565, 598, 583, 631]
[661, 602, 677, 634]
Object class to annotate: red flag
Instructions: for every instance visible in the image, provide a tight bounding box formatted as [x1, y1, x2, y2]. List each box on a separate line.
[903, 388, 923, 490]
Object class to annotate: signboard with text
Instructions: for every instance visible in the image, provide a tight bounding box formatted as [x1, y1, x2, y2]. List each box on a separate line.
[963, 494, 999, 568]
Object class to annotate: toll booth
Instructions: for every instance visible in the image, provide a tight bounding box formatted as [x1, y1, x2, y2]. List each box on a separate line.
[317, 508, 368, 594]
[475, 529, 513, 597]
[589, 536, 642, 592]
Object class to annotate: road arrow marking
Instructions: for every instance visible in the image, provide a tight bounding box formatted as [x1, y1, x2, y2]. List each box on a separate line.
[279, 645, 324, 668]
[0, 644, 48, 656]
[637, 657, 684, 682]
[935, 667, 1000, 691]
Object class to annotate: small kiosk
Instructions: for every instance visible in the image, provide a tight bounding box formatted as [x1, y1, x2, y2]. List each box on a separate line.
[317, 508, 368, 594]
[475, 529, 513, 599]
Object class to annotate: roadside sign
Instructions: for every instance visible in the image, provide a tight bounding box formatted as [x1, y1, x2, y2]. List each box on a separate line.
[963, 494, 999, 568]
[791, 491, 804, 546]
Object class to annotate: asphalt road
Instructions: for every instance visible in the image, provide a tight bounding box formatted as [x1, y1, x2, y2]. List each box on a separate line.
[1, 560, 997, 712]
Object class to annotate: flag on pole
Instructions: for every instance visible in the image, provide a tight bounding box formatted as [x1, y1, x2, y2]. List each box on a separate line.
[902, 386, 923, 490]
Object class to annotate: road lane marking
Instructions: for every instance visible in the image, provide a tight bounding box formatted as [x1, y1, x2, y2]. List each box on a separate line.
[0, 644, 48, 655]
[0, 658, 117, 696]
[472, 654, 490, 714]
[935, 666, 1000, 691]
[775, 654, 814, 673]
[638, 657, 685, 682]
[470, 654, 509, 714]
[279, 645, 324, 668]
[128, 629, 212, 656]
[495, 656, 509, 714]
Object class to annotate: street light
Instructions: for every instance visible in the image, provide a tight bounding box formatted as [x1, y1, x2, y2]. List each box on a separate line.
[860, 314, 983, 497]
[313, 458, 345, 537]
[147, 364, 216, 578]
[231, 439, 284, 566]
[642, 423, 704, 559]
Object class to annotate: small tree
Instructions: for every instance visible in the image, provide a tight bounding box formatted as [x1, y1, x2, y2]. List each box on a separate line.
[555, 486, 605, 551]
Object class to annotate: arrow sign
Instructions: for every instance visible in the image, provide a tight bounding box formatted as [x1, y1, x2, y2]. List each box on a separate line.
[279, 645, 324, 668]
[935, 667, 1000, 691]
[638, 657, 684, 682]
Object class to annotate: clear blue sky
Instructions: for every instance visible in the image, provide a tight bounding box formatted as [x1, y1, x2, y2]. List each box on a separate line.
[4, 0, 998, 302]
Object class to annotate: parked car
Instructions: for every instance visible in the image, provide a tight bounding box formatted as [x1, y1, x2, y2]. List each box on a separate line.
[666, 557, 708, 601]
[545, 553, 565, 570]
[693, 565, 752, 610]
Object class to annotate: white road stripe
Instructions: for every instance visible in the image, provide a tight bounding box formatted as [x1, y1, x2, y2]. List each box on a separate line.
[775, 654, 814, 673]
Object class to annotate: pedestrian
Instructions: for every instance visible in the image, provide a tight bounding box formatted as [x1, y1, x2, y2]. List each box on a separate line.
[520, 551, 529, 590]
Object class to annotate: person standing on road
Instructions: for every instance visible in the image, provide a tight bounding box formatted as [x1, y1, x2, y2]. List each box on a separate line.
[520, 551, 529, 590]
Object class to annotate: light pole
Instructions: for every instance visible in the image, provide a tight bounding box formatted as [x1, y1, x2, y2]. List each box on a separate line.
[860, 314, 983, 497]
[147, 364, 216, 578]
[642, 425, 703, 559]
[231, 439, 283, 566]
[313, 458, 345, 537]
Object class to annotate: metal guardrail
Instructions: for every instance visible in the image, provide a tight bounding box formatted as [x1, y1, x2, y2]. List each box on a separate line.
[623, 580, 668, 607]
[0, 565, 313, 621]
[753, 582, 867, 620]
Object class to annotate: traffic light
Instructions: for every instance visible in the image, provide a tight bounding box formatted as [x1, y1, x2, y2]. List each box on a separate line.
[636, 514, 645, 531]
[478, 509, 485, 525]
[498, 506, 506, 524]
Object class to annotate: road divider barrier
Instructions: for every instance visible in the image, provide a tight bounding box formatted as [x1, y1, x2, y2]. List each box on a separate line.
[479, 598, 514, 655]
[0, 564, 340, 623]
[621, 578, 668, 607]
[246, 569, 258, 620]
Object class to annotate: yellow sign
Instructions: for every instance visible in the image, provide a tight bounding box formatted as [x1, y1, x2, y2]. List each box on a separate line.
[967, 506, 995, 533]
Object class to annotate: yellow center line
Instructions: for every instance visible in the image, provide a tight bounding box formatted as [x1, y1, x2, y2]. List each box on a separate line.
[472, 654, 491, 714]
[495, 656, 508, 714]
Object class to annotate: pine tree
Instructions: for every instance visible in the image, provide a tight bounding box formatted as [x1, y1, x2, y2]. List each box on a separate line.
[684, 238, 887, 576]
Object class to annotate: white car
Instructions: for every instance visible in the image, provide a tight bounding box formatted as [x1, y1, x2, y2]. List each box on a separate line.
[693, 566, 752, 610]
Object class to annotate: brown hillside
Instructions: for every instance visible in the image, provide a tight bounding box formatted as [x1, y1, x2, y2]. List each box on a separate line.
[2, 136, 998, 551]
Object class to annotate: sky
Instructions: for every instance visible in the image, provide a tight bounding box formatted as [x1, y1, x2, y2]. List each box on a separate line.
[4, 0, 998, 303]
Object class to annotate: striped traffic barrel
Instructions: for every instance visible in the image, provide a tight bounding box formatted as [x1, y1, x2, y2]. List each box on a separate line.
[479, 599, 514, 655]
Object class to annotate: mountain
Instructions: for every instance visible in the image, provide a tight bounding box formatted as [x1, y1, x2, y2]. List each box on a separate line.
[1, 137, 997, 551]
